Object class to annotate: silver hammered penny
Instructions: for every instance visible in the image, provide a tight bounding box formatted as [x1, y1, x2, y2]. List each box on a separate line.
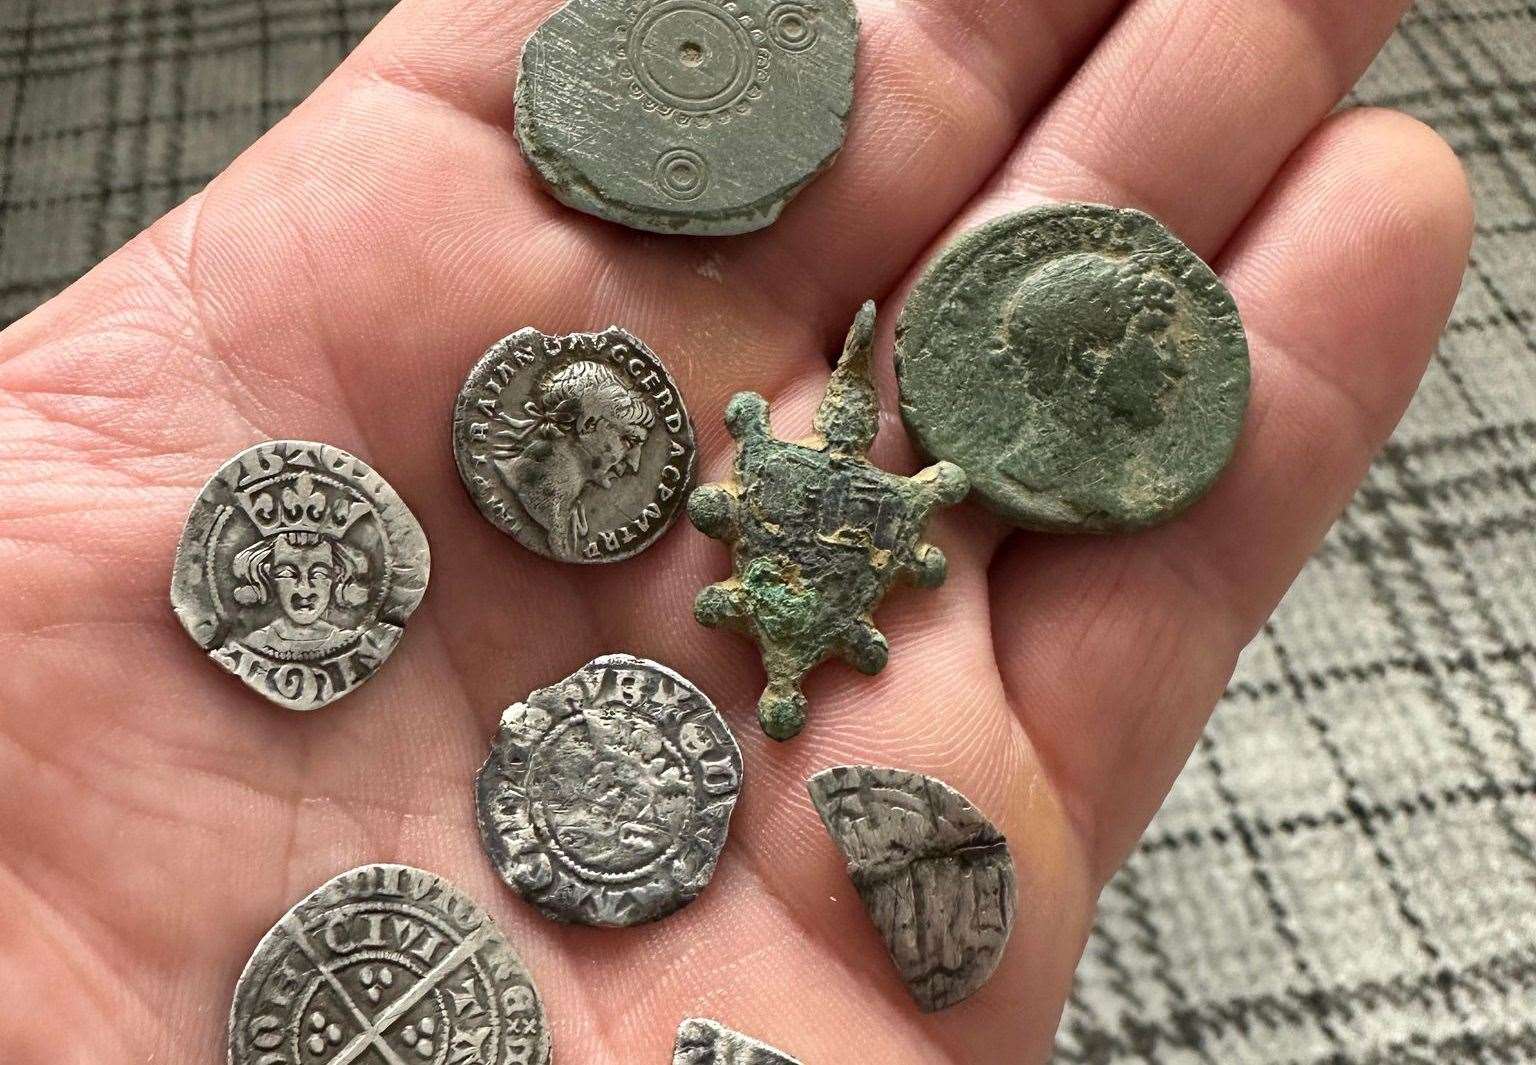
[171, 440, 430, 711]
[475, 654, 743, 927]
[807, 764, 1017, 1012]
[673, 1018, 803, 1064]
[451, 327, 697, 563]
[228, 864, 551, 1065]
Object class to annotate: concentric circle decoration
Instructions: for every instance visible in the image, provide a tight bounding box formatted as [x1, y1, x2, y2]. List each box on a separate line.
[627, 0, 757, 112]
[655, 147, 710, 200]
[767, 1, 818, 52]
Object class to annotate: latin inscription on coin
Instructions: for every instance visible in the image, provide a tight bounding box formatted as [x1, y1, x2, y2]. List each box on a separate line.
[171, 440, 430, 711]
[515, 0, 858, 234]
[228, 864, 551, 1065]
[896, 203, 1250, 532]
[476, 654, 743, 927]
[807, 765, 1017, 1012]
[673, 1018, 802, 1064]
[452, 327, 697, 564]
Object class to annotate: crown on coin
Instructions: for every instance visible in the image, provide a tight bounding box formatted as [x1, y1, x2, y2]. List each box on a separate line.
[237, 471, 369, 540]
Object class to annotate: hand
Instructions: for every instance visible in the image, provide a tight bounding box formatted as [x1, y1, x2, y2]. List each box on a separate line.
[0, 0, 1471, 1060]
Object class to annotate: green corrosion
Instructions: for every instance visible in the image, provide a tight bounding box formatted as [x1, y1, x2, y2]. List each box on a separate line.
[687, 301, 969, 740]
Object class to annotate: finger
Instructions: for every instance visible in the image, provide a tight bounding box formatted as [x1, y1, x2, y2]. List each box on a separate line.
[991, 108, 1473, 875]
[978, 0, 1414, 257]
[857, 0, 1417, 554]
[340, 0, 1130, 316]
[88, 0, 1133, 691]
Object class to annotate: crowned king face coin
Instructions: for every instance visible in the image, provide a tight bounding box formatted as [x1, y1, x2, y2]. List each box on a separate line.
[451, 327, 696, 564]
[170, 440, 430, 711]
[475, 654, 743, 927]
[227, 864, 551, 1065]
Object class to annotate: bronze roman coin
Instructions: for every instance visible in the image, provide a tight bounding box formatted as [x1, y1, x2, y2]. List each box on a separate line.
[896, 203, 1250, 532]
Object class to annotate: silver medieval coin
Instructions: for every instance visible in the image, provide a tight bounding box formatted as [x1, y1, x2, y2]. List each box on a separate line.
[807, 764, 1017, 1012]
[451, 328, 697, 564]
[171, 440, 430, 711]
[515, 0, 859, 235]
[475, 654, 743, 927]
[228, 863, 551, 1065]
[673, 1018, 802, 1064]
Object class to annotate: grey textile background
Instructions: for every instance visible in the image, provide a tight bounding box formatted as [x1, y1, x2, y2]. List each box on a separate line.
[0, 0, 1532, 1061]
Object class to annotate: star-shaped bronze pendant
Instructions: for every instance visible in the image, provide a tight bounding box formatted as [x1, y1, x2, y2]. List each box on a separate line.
[688, 301, 969, 740]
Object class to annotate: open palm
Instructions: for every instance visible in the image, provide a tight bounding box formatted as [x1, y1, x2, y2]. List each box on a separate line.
[0, 0, 1472, 1061]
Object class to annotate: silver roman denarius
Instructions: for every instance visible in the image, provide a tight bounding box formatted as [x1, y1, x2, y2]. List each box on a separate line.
[228, 864, 551, 1065]
[171, 440, 430, 711]
[807, 764, 1017, 1012]
[452, 327, 696, 563]
[476, 654, 743, 927]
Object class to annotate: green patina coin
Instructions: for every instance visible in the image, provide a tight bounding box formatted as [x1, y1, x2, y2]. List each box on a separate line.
[895, 203, 1250, 532]
[515, 0, 858, 236]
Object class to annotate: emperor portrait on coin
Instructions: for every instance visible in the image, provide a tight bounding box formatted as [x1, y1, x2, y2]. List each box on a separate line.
[228, 864, 551, 1065]
[452, 327, 696, 564]
[475, 655, 743, 927]
[896, 203, 1250, 532]
[171, 440, 430, 711]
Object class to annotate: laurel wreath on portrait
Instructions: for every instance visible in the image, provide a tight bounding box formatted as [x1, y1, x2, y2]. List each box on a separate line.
[489, 395, 582, 461]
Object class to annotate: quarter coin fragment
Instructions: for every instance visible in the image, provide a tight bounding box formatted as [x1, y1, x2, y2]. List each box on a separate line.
[807, 765, 1017, 1012]
[673, 1017, 803, 1064]
[452, 327, 697, 563]
[171, 440, 430, 711]
[515, 0, 858, 235]
[476, 654, 743, 927]
[896, 202, 1250, 532]
[228, 863, 551, 1065]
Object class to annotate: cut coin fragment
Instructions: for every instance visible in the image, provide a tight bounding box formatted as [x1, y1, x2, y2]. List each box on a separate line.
[807, 764, 1017, 1012]
[672, 1017, 803, 1064]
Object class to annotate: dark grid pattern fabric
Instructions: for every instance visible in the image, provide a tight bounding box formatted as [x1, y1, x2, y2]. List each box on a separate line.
[0, 0, 1531, 1062]
[0, 0, 389, 325]
[1060, 4, 1536, 1061]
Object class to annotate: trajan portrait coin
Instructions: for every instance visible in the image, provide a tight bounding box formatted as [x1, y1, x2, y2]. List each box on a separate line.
[896, 203, 1250, 532]
[452, 327, 696, 563]
[475, 654, 743, 927]
[514, 0, 858, 235]
[171, 440, 430, 711]
[228, 864, 551, 1065]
